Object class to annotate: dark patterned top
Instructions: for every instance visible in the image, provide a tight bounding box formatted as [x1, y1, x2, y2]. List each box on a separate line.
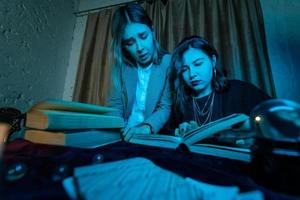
[164, 79, 271, 133]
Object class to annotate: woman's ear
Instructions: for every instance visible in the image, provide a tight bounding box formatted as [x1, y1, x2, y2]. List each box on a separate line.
[212, 55, 217, 67]
[151, 26, 157, 36]
[151, 28, 156, 38]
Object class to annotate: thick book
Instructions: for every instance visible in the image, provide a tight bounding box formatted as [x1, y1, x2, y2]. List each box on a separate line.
[28, 99, 116, 114]
[129, 114, 252, 162]
[25, 99, 124, 130]
[19, 129, 122, 148]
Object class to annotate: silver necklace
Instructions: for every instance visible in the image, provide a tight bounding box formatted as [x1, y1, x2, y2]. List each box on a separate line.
[192, 92, 215, 127]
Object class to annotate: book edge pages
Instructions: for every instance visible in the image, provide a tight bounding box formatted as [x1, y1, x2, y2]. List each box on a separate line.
[24, 129, 121, 149]
[29, 99, 118, 114]
[189, 144, 251, 162]
[25, 110, 125, 130]
[129, 134, 183, 149]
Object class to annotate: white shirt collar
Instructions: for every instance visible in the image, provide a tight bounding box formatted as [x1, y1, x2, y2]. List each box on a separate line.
[137, 62, 153, 71]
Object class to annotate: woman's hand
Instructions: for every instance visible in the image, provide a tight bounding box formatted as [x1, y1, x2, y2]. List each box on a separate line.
[175, 121, 198, 136]
[123, 124, 152, 141]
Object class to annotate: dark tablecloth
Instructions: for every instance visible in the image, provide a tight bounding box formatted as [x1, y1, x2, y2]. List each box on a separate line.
[1, 139, 299, 200]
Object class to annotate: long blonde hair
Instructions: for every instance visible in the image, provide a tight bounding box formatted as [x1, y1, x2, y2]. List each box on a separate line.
[110, 3, 166, 106]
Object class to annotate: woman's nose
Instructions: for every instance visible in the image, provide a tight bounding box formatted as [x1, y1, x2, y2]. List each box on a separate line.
[136, 40, 144, 52]
[189, 68, 197, 78]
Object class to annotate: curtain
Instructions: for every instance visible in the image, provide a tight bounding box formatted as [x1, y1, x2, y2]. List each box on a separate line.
[73, 0, 275, 105]
[73, 9, 116, 105]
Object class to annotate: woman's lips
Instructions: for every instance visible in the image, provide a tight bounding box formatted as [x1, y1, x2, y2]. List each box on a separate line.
[139, 53, 148, 60]
[191, 80, 203, 86]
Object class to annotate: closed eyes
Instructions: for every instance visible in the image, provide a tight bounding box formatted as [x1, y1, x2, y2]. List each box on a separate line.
[139, 32, 148, 39]
[122, 32, 148, 46]
[123, 39, 134, 46]
[194, 62, 203, 66]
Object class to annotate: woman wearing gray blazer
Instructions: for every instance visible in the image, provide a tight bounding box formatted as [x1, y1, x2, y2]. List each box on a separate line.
[107, 4, 172, 140]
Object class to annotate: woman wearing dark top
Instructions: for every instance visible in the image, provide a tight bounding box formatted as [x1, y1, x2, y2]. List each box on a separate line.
[170, 36, 270, 135]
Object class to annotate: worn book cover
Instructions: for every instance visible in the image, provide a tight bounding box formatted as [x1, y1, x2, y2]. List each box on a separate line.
[25, 99, 124, 130]
[14, 128, 121, 148]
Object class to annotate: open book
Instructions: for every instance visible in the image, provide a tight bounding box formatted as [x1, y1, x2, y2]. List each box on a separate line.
[130, 114, 252, 162]
[25, 99, 124, 130]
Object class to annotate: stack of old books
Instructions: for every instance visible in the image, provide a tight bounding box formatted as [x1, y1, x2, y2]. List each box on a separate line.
[21, 99, 124, 148]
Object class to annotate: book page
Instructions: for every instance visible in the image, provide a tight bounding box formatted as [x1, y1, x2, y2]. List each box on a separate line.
[129, 134, 183, 149]
[74, 157, 154, 176]
[72, 157, 203, 200]
[183, 114, 249, 145]
[198, 130, 255, 149]
[189, 144, 251, 162]
[192, 143, 250, 153]
[63, 157, 263, 200]
[186, 177, 240, 200]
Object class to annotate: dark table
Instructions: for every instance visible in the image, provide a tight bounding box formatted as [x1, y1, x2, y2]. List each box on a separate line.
[1, 139, 299, 200]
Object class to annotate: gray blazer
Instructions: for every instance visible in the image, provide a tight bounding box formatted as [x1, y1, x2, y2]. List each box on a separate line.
[107, 54, 172, 133]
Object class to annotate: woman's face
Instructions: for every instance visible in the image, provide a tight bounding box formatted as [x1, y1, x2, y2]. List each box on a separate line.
[181, 47, 216, 96]
[122, 23, 155, 67]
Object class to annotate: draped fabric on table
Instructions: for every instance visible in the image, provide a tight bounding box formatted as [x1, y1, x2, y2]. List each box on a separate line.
[73, 0, 275, 105]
